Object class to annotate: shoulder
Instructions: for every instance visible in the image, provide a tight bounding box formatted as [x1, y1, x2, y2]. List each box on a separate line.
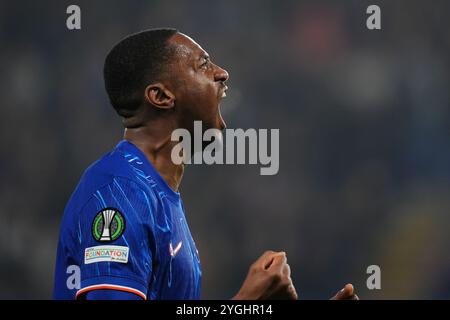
[63, 150, 155, 220]
[83, 148, 137, 187]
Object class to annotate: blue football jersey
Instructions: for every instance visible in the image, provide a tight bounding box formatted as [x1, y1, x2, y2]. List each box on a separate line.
[53, 140, 202, 300]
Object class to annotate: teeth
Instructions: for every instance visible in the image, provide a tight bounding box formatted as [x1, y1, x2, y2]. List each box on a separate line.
[222, 91, 227, 98]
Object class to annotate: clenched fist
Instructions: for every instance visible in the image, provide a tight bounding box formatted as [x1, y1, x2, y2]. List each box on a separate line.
[330, 283, 359, 300]
[232, 251, 298, 300]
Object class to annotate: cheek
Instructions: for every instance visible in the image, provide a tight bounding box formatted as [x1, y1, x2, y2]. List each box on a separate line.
[184, 79, 216, 105]
[176, 72, 217, 118]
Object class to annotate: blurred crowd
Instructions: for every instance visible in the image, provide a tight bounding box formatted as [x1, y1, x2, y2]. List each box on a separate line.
[0, 0, 449, 299]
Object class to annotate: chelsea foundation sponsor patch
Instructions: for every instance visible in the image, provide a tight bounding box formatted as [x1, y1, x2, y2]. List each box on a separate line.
[84, 245, 129, 264]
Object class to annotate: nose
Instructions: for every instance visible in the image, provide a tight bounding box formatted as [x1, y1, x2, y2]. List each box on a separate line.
[214, 65, 229, 82]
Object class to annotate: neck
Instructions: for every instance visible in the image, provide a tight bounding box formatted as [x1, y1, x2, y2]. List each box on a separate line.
[123, 121, 184, 192]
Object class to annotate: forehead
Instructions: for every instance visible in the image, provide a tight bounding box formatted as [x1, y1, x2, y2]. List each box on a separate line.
[168, 32, 208, 61]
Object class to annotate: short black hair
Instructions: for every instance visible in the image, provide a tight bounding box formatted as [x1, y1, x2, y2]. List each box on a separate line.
[104, 28, 178, 118]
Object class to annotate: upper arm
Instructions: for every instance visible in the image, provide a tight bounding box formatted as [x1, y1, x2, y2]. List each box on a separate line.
[75, 177, 156, 300]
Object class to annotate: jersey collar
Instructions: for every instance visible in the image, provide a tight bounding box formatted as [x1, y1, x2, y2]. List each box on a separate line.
[115, 140, 181, 202]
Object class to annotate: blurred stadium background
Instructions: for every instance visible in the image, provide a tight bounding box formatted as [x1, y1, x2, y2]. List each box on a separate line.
[0, 0, 449, 299]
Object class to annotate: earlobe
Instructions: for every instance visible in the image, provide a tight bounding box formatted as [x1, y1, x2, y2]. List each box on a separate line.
[144, 84, 175, 109]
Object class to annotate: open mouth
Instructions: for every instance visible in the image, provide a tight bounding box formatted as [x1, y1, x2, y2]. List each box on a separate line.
[217, 84, 228, 129]
[219, 85, 228, 99]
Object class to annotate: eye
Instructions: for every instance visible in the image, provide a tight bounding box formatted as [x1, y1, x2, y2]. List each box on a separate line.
[200, 60, 209, 69]
[200, 57, 210, 70]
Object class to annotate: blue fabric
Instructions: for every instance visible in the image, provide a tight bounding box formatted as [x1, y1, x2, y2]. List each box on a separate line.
[53, 140, 202, 300]
[85, 289, 143, 300]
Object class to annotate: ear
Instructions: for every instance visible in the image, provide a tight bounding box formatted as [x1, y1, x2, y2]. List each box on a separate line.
[144, 83, 175, 109]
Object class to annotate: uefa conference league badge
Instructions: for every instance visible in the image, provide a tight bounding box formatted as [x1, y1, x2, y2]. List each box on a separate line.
[92, 208, 126, 242]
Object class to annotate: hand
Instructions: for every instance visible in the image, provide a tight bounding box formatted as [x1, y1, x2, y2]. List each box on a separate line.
[232, 250, 298, 300]
[330, 283, 359, 300]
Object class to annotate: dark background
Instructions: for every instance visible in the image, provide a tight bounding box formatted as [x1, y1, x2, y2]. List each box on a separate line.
[0, 0, 449, 299]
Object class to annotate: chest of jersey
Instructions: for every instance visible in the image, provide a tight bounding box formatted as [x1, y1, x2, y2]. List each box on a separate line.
[148, 196, 202, 300]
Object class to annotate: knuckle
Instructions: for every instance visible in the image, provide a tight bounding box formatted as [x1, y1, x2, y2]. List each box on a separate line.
[249, 263, 259, 273]
[281, 277, 292, 288]
[287, 283, 297, 299]
[270, 272, 283, 284]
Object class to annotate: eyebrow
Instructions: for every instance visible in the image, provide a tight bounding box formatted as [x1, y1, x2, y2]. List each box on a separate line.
[198, 53, 210, 61]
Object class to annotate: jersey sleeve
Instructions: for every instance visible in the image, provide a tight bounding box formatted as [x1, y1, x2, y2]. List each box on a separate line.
[74, 177, 156, 300]
[85, 289, 143, 300]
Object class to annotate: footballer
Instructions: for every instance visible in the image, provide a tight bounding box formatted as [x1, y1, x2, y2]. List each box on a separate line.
[53, 28, 358, 300]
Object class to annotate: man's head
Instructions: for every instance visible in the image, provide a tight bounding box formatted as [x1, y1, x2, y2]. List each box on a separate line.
[104, 28, 229, 131]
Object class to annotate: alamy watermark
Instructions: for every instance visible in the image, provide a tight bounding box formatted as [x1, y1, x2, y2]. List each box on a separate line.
[66, 5, 381, 32]
[171, 121, 279, 176]
[66, 265, 80, 290]
[366, 264, 381, 290]
[366, 5, 381, 30]
[66, 5, 81, 30]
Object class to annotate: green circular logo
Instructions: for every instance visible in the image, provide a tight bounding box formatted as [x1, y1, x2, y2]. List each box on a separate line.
[92, 208, 125, 242]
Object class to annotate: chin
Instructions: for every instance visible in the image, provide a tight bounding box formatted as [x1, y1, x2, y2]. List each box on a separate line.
[215, 118, 226, 131]
[202, 114, 226, 131]
[216, 109, 227, 130]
